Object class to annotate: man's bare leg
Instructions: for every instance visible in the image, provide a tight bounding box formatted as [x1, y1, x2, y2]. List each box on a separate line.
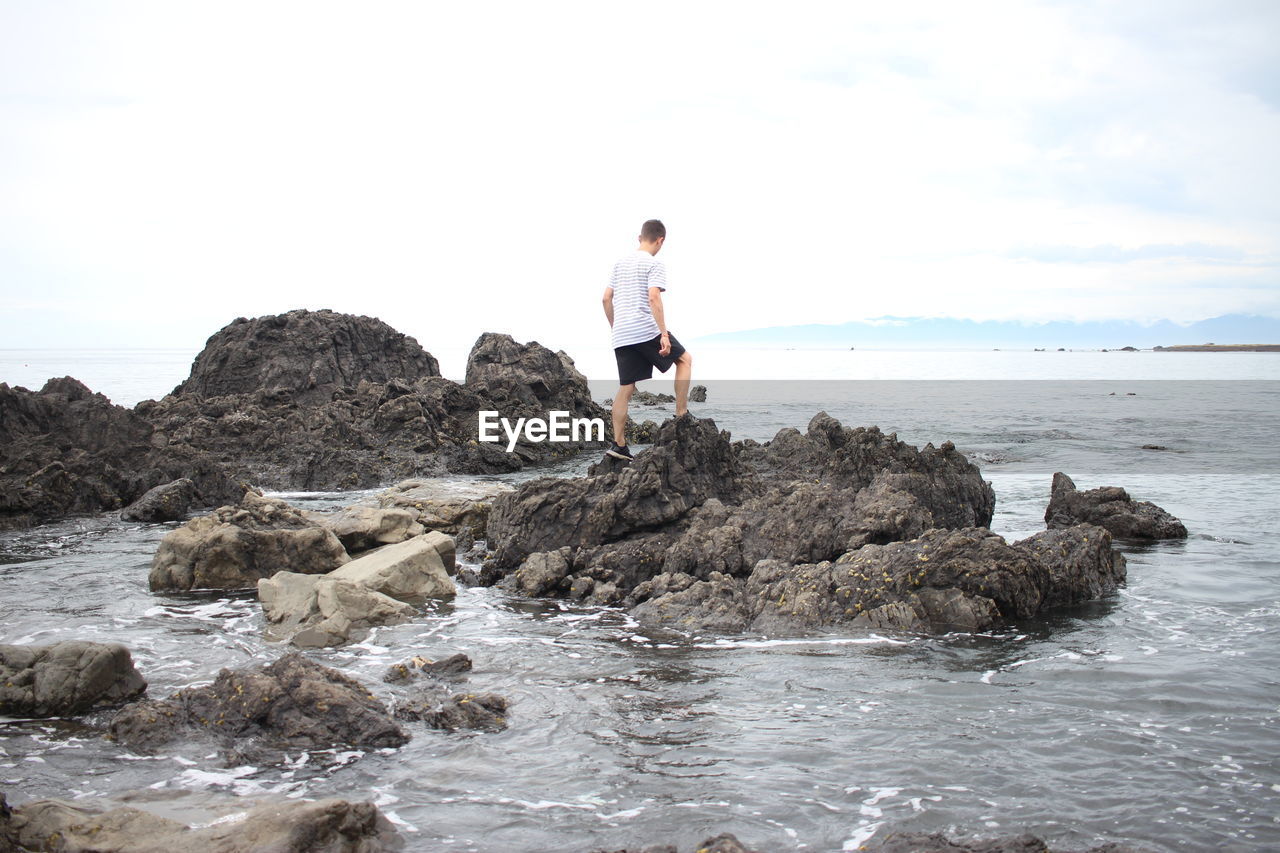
[612, 383, 635, 445]
[673, 352, 693, 416]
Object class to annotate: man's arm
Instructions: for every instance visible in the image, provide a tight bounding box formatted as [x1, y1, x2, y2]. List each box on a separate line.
[648, 286, 671, 356]
[603, 286, 614, 327]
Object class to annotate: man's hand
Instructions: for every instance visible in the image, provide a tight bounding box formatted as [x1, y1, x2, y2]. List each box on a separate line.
[658, 332, 671, 356]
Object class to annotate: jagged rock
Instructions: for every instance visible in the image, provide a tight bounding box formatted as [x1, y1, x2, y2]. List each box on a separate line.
[487, 415, 745, 569]
[383, 653, 472, 684]
[121, 477, 198, 522]
[689, 384, 708, 402]
[327, 532, 456, 600]
[149, 491, 350, 592]
[371, 478, 512, 540]
[0, 379, 240, 530]
[109, 653, 408, 751]
[1045, 472, 1187, 539]
[308, 505, 425, 554]
[258, 573, 417, 648]
[465, 331, 596, 412]
[0, 641, 146, 717]
[1017, 524, 1126, 608]
[173, 308, 440, 405]
[394, 691, 508, 732]
[9, 794, 403, 853]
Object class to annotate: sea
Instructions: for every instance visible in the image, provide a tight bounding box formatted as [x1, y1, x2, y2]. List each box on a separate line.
[1, 347, 1278, 852]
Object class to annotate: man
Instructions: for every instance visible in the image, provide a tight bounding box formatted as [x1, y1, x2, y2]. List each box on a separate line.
[601, 218, 693, 461]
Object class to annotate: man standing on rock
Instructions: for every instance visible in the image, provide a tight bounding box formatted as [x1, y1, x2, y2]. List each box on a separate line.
[602, 219, 693, 461]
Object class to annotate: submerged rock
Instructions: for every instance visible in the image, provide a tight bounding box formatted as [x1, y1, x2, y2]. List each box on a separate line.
[108, 653, 408, 751]
[0, 641, 146, 718]
[590, 832, 759, 853]
[8, 794, 403, 853]
[394, 691, 509, 732]
[864, 830, 1150, 852]
[1045, 472, 1187, 540]
[149, 491, 350, 592]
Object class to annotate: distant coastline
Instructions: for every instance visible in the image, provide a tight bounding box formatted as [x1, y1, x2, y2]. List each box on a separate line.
[1153, 344, 1280, 352]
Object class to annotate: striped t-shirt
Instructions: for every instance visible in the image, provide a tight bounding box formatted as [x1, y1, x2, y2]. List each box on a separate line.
[610, 250, 668, 348]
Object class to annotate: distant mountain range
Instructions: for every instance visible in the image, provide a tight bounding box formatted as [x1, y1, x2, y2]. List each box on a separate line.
[696, 314, 1280, 350]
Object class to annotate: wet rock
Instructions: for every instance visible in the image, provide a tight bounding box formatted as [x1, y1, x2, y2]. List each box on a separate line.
[328, 532, 456, 600]
[120, 477, 198, 522]
[1045, 472, 1187, 540]
[487, 414, 745, 569]
[632, 390, 676, 405]
[258, 573, 416, 648]
[149, 491, 349, 592]
[0, 379, 241, 530]
[309, 505, 425, 554]
[9, 794, 403, 853]
[0, 793, 15, 853]
[173, 308, 439, 406]
[0, 641, 146, 717]
[383, 653, 472, 684]
[1017, 524, 1126, 608]
[108, 653, 408, 751]
[590, 833, 758, 853]
[394, 691, 508, 732]
[689, 384, 708, 402]
[863, 830, 1150, 852]
[371, 478, 513, 540]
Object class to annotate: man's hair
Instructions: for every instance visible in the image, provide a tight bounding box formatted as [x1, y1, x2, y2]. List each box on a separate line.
[640, 219, 666, 242]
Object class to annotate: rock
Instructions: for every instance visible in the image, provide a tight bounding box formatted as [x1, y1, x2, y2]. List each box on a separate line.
[394, 691, 508, 732]
[121, 477, 198, 522]
[371, 478, 513, 540]
[310, 505, 425, 554]
[109, 653, 408, 751]
[589, 834, 758, 853]
[173, 308, 440, 405]
[9, 794, 403, 853]
[258, 573, 417, 648]
[383, 653, 472, 684]
[464, 331, 597, 413]
[1045, 472, 1187, 539]
[327, 533, 456, 601]
[487, 414, 745, 569]
[689, 384, 708, 402]
[1016, 524, 1127, 608]
[863, 830, 1150, 852]
[0, 379, 241, 530]
[632, 390, 675, 405]
[149, 491, 350, 592]
[0, 793, 16, 853]
[0, 641, 146, 717]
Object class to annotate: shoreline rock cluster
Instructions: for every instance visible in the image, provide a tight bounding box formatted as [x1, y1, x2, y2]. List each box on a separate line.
[0, 309, 608, 530]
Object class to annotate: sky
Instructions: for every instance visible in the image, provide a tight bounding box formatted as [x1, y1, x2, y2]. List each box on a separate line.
[2, 0, 1278, 362]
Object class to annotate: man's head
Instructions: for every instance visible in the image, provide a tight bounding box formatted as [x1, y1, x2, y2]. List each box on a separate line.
[638, 219, 666, 254]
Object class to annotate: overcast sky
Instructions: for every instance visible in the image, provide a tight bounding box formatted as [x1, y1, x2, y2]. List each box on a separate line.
[2, 1, 1277, 360]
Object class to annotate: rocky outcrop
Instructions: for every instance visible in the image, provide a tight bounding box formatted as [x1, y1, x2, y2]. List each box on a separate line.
[149, 491, 350, 592]
[108, 653, 408, 751]
[258, 573, 417, 648]
[8, 794, 403, 853]
[0, 641, 146, 718]
[0, 379, 241, 530]
[1045, 472, 1187, 539]
[121, 477, 198, 522]
[174, 308, 440, 405]
[394, 691, 509, 732]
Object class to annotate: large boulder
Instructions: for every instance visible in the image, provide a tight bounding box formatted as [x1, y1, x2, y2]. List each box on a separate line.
[1017, 524, 1127, 608]
[327, 532, 456, 600]
[0, 641, 146, 717]
[108, 653, 408, 751]
[9, 795, 403, 853]
[149, 491, 349, 592]
[258, 573, 417, 648]
[309, 505, 425, 554]
[1045, 472, 1187, 539]
[465, 331, 597, 412]
[173, 308, 440, 405]
[121, 477, 198, 522]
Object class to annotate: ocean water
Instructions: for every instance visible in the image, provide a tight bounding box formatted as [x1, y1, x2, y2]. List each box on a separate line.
[1, 352, 1278, 851]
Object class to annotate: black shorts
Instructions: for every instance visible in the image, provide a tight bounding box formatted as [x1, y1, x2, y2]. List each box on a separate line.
[615, 332, 687, 385]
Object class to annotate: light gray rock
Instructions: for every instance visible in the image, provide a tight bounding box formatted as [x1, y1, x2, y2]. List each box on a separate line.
[328, 532, 456, 601]
[0, 641, 146, 717]
[149, 491, 349, 592]
[258, 572, 416, 648]
[308, 505, 425, 555]
[372, 477, 513, 540]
